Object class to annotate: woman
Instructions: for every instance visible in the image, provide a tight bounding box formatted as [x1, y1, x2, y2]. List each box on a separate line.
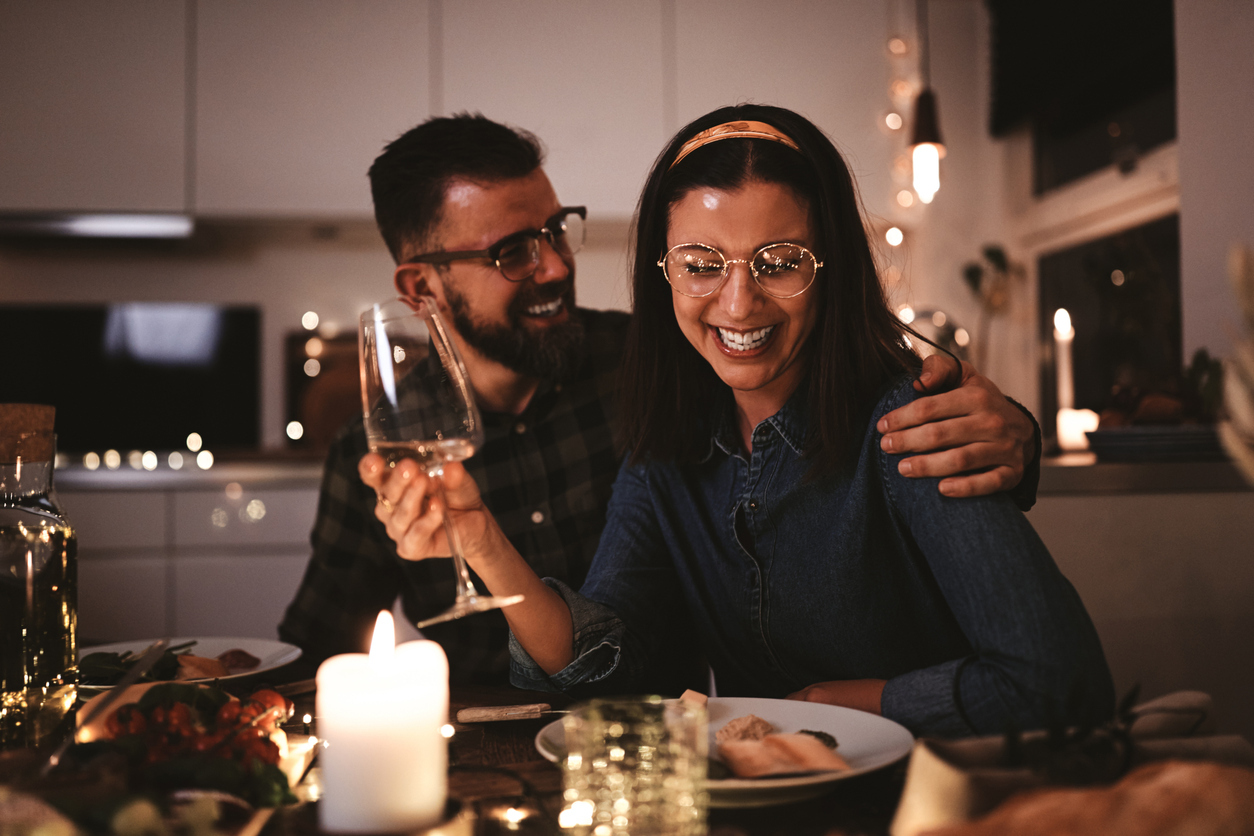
[367, 104, 1113, 737]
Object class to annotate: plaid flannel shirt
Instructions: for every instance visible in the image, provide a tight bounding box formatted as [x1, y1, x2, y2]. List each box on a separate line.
[279, 309, 628, 683]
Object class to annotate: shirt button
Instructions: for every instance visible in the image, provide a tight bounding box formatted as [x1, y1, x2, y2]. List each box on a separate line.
[514, 422, 527, 434]
[748, 500, 758, 510]
[531, 510, 545, 524]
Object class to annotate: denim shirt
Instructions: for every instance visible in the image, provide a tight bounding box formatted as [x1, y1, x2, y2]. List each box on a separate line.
[510, 376, 1113, 737]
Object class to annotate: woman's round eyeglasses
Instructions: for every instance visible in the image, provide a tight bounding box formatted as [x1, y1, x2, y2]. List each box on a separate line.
[658, 242, 822, 299]
[405, 206, 587, 282]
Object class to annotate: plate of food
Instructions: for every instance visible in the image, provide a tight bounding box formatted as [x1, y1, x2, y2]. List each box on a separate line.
[78, 637, 302, 691]
[535, 695, 915, 807]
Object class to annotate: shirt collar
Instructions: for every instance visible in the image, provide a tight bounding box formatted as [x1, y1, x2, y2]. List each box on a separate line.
[707, 383, 809, 459]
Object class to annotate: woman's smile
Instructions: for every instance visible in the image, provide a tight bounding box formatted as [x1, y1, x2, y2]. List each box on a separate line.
[710, 323, 778, 353]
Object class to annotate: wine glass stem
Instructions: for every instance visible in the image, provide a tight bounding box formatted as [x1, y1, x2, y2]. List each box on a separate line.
[433, 477, 481, 601]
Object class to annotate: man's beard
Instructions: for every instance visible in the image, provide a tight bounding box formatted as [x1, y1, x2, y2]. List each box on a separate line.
[444, 279, 586, 382]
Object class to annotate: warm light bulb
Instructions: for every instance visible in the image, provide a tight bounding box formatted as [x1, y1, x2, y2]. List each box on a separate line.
[369, 610, 395, 669]
[302, 311, 320, 330]
[886, 227, 904, 247]
[912, 143, 941, 204]
[1054, 308, 1073, 337]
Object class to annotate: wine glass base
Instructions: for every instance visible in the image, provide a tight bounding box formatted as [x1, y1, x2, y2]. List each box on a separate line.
[413, 594, 525, 629]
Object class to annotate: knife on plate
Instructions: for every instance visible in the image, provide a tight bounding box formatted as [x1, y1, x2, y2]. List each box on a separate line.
[456, 703, 569, 723]
[40, 638, 170, 777]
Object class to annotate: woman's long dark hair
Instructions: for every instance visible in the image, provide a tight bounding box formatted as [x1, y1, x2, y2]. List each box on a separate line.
[619, 104, 921, 476]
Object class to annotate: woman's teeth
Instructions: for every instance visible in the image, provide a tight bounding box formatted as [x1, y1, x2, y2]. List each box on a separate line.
[716, 325, 776, 351]
[526, 299, 563, 316]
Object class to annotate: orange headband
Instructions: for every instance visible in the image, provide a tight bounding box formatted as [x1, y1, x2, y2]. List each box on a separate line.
[669, 120, 802, 170]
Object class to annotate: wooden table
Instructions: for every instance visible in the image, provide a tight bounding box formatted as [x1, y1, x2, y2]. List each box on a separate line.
[271, 680, 908, 836]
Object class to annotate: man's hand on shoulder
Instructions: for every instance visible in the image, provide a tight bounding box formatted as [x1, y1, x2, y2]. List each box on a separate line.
[877, 354, 1036, 498]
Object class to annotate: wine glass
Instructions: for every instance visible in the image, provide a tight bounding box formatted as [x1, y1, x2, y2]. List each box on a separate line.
[359, 296, 523, 628]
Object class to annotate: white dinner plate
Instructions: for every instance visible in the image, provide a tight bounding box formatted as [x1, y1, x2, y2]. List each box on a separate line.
[535, 696, 914, 808]
[78, 637, 302, 691]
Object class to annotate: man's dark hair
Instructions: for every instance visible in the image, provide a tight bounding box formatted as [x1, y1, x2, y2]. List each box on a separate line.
[368, 113, 544, 263]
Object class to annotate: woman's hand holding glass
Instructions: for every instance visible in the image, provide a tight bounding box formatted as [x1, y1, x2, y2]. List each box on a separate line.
[360, 455, 493, 563]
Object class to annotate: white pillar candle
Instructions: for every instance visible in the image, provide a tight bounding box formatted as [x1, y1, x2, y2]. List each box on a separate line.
[1056, 407, 1100, 451]
[1053, 308, 1075, 410]
[316, 611, 449, 833]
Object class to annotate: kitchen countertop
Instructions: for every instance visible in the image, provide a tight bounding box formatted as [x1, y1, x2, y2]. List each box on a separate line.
[53, 454, 1251, 495]
[1039, 456, 1250, 495]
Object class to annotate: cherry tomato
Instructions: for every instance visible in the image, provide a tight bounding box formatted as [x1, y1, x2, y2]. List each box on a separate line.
[216, 700, 243, 727]
[105, 703, 147, 738]
[248, 690, 293, 725]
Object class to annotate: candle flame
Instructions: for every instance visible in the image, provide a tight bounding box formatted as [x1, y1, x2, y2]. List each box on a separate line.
[1054, 308, 1072, 336]
[369, 610, 395, 668]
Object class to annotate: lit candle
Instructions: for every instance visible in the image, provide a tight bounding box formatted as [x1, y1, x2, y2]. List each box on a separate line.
[1057, 407, 1100, 451]
[316, 611, 449, 832]
[1054, 308, 1075, 410]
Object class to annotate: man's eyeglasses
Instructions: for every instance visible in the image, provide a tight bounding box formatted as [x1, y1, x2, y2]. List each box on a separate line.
[405, 206, 587, 282]
[659, 242, 822, 299]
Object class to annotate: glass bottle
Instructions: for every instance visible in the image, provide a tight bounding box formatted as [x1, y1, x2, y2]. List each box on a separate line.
[1, 404, 77, 750]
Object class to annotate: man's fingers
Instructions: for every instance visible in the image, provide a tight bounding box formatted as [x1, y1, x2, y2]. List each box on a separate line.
[938, 466, 1018, 498]
[395, 494, 448, 560]
[911, 352, 965, 393]
[878, 385, 997, 435]
[897, 441, 1023, 480]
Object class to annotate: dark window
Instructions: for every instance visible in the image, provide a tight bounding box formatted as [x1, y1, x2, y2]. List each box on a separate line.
[988, 0, 1176, 193]
[1037, 214, 1181, 437]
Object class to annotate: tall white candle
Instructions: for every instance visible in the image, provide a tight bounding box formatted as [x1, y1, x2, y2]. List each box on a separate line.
[1054, 308, 1075, 410]
[316, 612, 449, 833]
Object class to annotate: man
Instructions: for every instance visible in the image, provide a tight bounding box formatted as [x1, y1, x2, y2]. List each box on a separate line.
[279, 114, 1038, 683]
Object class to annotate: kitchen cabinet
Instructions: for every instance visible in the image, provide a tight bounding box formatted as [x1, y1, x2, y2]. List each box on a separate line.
[194, 0, 430, 216]
[58, 464, 320, 644]
[1029, 468, 1254, 743]
[0, 0, 188, 212]
[442, 1, 668, 220]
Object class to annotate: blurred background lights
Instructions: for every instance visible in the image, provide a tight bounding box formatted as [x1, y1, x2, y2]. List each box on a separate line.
[883, 265, 902, 285]
[886, 227, 904, 246]
[186, 432, 203, 452]
[393, 345, 406, 364]
[211, 507, 228, 528]
[931, 311, 948, 327]
[897, 305, 916, 324]
[83, 452, 100, 471]
[888, 36, 908, 55]
[896, 189, 915, 207]
[286, 421, 305, 440]
[304, 358, 321, 377]
[890, 79, 912, 100]
[243, 499, 266, 522]
[301, 311, 320, 330]
[1111, 269, 1126, 286]
[954, 327, 971, 347]
[54, 452, 68, 469]
[440, 723, 456, 739]
[305, 336, 324, 357]
[885, 112, 903, 131]
[103, 450, 121, 470]
[127, 450, 143, 470]
[168, 451, 184, 470]
[225, 482, 243, 501]
[141, 451, 158, 471]
[196, 450, 214, 470]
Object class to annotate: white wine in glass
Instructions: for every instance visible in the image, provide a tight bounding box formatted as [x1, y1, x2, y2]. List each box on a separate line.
[359, 296, 523, 628]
